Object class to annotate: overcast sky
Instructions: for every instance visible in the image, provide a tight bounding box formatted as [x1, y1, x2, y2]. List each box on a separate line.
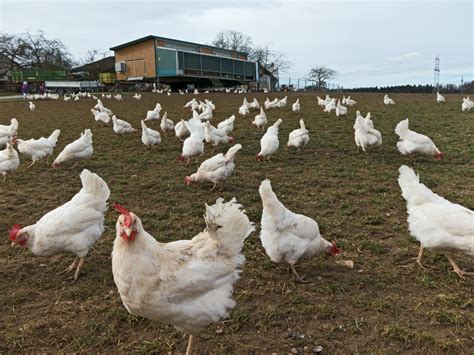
[1, 0, 472, 88]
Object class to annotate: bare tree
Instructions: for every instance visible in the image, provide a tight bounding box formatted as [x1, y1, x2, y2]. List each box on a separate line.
[308, 66, 337, 89]
[0, 31, 74, 74]
[212, 30, 292, 75]
[212, 30, 253, 53]
[250, 44, 292, 76]
[82, 49, 112, 64]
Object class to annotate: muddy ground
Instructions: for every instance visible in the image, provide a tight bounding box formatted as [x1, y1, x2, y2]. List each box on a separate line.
[0, 92, 473, 353]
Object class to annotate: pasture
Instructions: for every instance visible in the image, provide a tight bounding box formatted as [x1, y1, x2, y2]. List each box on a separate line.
[0, 92, 473, 353]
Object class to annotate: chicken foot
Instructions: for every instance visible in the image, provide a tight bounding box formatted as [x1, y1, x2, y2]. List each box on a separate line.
[290, 264, 307, 283]
[58, 257, 79, 275]
[445, 254, 473, 279]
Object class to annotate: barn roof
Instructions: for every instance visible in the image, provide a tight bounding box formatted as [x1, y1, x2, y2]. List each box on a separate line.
[71, 56, 115, 73]
[109, 35, 249, 56]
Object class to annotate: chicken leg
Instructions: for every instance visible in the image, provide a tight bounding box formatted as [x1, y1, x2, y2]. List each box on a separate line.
[26, 160, 36, 168]
[71, 257, 85, 283]
[290, 264, 307, 283]
[445, 254, 473, 279]
[58, 257, 79, 275]
[186, 334, 195, 355]
[415, 245, 425, 269]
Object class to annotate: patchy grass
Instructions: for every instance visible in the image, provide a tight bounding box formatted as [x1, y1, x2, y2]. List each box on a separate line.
[0, 92, 473, 353]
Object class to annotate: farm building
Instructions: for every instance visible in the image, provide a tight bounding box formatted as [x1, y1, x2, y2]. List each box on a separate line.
[110, 35, 258, 89]
[71, 56, 116, 82]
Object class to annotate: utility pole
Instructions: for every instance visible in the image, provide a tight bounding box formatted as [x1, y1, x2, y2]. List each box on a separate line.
[433, 55, 440, 92]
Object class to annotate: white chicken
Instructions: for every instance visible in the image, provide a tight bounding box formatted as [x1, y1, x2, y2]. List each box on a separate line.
[0, 118, 19, 147]
[199, 106, 213, 121]
[9, 169, 110, 281]
[323, 98, 336, 114]
[252, 107, 267, 131]
[141, 120, 161, 148]
[90, 109, 111, 125]
[133, 93, 141, 100]
[384, 94, 395, 105]
[436, 92, 446, 103]
[249, 98, 260, 110]
[29, 101, 36, 111]
[461, 97, 473, 112]
[145, 103, 162, 121]
[0, 142, 20, 181]
[317, 96, 327, 107]
[256, 119, 282, 161]
[52, 129, 93, 168]
[160, 112, 175, 134]
[111, 199, 254, 355]
[94, 99, 113, 116]
[398, 165, 473, 278]
[184, 98, 197, 108]
[353, 115, 382, 153]
[259, 179, 340, 282]
[395, 119, 443, 160]
[238, 104, 249, 116]
[292, 98, 300, 113]
[287, 119, 309, 153]
[277, 96, 287, 108]
[179, 118, 205, 165]
[335, 99, 347, 117]
[217, 115, 236, 134]
[265, 98, 279, 109]
[204, 122, 234, 149]
[16, 129, 60, 167]
[174, 119, 190, 141]
[185, 144, 242, 190]
[112, 115, 137, 135]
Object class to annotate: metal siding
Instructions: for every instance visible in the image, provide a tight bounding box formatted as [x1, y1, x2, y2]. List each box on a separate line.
[157, 48, 177, 76]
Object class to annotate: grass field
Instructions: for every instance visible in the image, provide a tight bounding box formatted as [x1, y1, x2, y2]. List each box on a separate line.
[0, 92, 473, 353]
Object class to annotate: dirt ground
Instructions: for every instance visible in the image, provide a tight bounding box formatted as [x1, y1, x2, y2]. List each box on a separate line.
[0, 92, 473, 353]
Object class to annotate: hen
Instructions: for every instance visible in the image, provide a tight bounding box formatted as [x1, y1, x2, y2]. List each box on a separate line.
[186, 144, 242, 190]
[52, 129, 93, 168]
[16, 129, 61, 167]
[217, 115, 236, 134]
[160, 112, 175, 134]
[398, 165, 473, 278]
[204, 122, 234, 150]
[292, 99, 300, 113]
[259, 179, 340, 282]
[384, 94, 395, 105]
[436, 92, 446, 103]
[353, 115, 382, 153]
[395, 119, 443, 160]
[0, 118, 19, 147]
[112, 115, 136, 135]
[179, 117, 205, 165]
[90, 108, 111, 125]
[112, 199, 254, 354]
[252, 107, 267, 131]
[257, 119, 282, 161]
[9, 169, 110, 281]
[140, 120, 161, 148]
[0, 142, 20, 181]
[145, 103, 162, 121]
[287, 119, 309, 153]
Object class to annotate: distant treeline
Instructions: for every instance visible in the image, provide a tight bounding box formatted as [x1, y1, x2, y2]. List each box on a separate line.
[333, 81, 474, 94]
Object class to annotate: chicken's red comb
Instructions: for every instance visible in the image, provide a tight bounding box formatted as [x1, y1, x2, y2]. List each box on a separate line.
[332, 241, 341, 254]
[114, 203, 132, 227]
[9, 224, 22, 241]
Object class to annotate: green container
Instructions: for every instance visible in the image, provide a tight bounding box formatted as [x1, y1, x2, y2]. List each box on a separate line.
[11, 70, 68, 83]
[99, 72, 116, 84]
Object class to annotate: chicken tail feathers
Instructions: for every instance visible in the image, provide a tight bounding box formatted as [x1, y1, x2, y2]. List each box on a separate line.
[48, 129, 61, 146]
[204, 198, 254, 259]
[225, 144, 242, 161]
[398, 165, 443, 206]
[395, 119, 409, 139]
[80, 169, 111, 201]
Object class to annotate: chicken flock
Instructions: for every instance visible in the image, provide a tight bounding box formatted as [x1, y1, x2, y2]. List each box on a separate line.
[2, 90, 472, 354]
